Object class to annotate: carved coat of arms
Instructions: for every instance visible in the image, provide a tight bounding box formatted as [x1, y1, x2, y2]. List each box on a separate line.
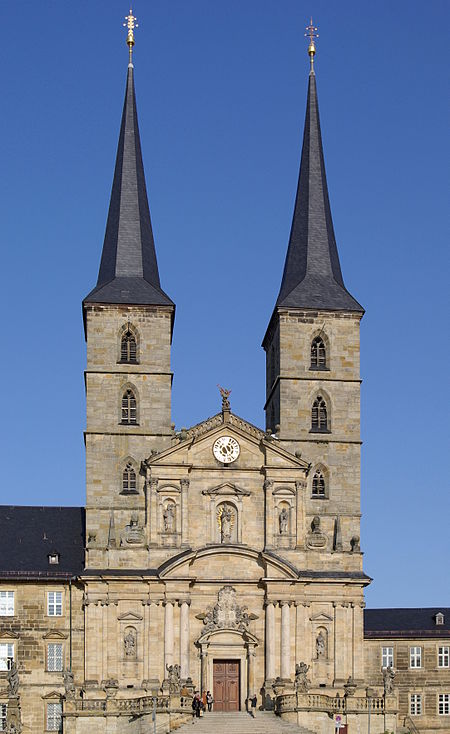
[196, 586, 257, 633]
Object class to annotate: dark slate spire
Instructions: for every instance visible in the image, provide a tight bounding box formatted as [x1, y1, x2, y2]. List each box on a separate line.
[276, 68, 363, 312]
[84, 64, 173, 307]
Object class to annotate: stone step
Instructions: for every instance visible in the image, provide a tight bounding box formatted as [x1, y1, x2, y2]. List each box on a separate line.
[175, 711, 316, 734]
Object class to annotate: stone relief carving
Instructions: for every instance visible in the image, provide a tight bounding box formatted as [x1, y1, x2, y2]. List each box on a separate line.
[7, 661, 19, 696]
[163, 503, 176, 533]
[383, 666, 395, 694]
[166, 663, 181, 694]
[124, 627, 137, 658]
[350, 535, 360, 552]
[316, 630, 327, 658]
[63, 669, 76, 699]
[196, 585, 257, 633]
[306, 515, 327, 549]
[279, 507, 289, 535]
[217, 503, 235, 543]
[121, 513, 144, 546]
[294, 662, 311, 692]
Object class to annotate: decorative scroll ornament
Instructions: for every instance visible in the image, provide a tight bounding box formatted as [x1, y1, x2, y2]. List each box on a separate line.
[196, 585, 257, 633]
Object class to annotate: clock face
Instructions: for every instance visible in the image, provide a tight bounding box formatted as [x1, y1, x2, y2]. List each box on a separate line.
[213, 436, 240, 464]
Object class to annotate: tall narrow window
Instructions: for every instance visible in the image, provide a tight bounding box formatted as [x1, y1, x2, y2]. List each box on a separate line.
[410, 646, 422, 668]
[0, 704, 7, 732]
[121, 389, 137, 425]
[46, 703, 62, 732]
[0, 643, 14, 671]
[47, 591, 63, 617]
[311, 396, 328, 432]
[47, 643, 63, 672]
[312, 469, 326, 497]
[438, 646, 450, 668]
[410, 694, 422, 715]
[311, 337, 327, 369]
[382, 647, 394, 668]
[0, 591, 14, 616]
[120, 329, 137, 363]
[439, 694, 450, 715]
[122, 462, 137, 493]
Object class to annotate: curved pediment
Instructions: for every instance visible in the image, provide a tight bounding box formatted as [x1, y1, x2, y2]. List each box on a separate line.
[158, 544, 299, 580]
[197, 627, 259, 646]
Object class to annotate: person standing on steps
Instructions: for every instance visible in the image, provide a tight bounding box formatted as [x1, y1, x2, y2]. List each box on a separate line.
[250, 693, 257, 717]
[192, 692, 202, 723]
[206, 690, 213, 712]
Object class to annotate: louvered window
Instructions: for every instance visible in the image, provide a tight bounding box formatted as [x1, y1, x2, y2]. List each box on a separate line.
[120, 330, 137, 363]
[311, 396, 328, 432]
[121, 389, 137, 425]
[122, 462, 137, 493]
[311, 337, 326, 369]
[312, 470, 326, 497]
[47, 643, 63, 672]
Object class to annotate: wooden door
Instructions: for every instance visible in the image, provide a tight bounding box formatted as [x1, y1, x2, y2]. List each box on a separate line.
[213, 660, 240, 711]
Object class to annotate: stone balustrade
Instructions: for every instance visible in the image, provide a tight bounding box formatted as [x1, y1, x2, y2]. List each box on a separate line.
[276, 691, 393, 716]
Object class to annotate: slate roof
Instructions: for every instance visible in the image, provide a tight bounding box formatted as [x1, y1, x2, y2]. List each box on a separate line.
[84, 64, 173, 308]
[364, 608, 450, 638]
[0, 506, 85, 579]
[276, 70, 363, 313]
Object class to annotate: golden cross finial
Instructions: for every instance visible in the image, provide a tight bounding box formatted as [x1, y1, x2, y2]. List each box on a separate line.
[123, 8, 138, 65]
[304, 18, 319, 71]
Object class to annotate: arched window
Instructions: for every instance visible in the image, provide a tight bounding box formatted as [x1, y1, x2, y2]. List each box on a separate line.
[120, 329, 137, 363]
[311, 395, 328, 432]
[122, 462, 137, 493]
[121, 389, 137, 425]
[312, 469, 326, 497]
[311, 337, 326, 369]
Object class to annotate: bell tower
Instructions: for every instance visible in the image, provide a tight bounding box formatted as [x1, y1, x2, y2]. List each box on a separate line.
[263, 26, 364, 557]
[82, 14, 175, 568]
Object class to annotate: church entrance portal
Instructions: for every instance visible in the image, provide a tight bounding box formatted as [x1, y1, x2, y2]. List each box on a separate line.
[213, 660, 240, 711]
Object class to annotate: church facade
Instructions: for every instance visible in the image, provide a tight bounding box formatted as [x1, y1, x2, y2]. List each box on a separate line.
[0, 22, 448, 734]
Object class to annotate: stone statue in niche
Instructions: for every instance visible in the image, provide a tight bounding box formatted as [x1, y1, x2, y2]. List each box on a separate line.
[279, 507, 289, 535]
[383, 666, 395, 694]
[294, 662, 311, 692]
[122, 513, 144, 545]
[166, 663, 181, 694]
[163, 503, 175, 533]
[7, 661, 19, 696]
[63, 669, 76, 699]
[218, 503, 234, 543]
[316, 630, 327, 658]
[124, 627, 137, 658]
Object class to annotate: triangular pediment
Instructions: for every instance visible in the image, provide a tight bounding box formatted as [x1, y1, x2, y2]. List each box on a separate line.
[43, 630, 68, 640]
[202, 482, 251, 497]
[42, 690, 62, 700]
[310, 612, 333, 622]
[0, 629, 19, 639]
[117, 610, 143, 622]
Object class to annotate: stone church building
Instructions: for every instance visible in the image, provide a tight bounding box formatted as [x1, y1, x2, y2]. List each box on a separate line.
[0, 21, 448, 734]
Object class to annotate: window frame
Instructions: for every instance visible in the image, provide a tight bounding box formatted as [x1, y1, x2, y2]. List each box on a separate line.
[438, 646, 450, 668]
[438, 694, 450, 716]
[410, 693, 422, 716]
[409, 646, 422, 669]
[47, 642, 64, 672]
[311, 395, 329, 433]
[310, 336, 328, 370]
[0, 591, 14, 616]
[381, 646, 394, 669]
[46, 702, 62, 732]
[0, 642, 14, 671]
[120, 387, 138, 425]
[0, 704, 7, 732]
[311, 468, 327, 498]
[121, 460, 138, 494]
[47, 591, 63, 617]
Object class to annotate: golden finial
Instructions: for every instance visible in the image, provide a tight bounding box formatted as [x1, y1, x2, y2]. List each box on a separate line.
[304, 18, 319, 72]
[123, 8, 138, 65]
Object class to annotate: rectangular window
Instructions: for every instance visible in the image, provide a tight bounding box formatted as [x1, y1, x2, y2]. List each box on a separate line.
[381, 646, 394, 668]
[46, 703, 62, 731]
[439, 694, 450, 715]
[0, 591, 14, 616]
[47, 591, 63, 617]
[0, 704, 7, 732]
[0, 643, 14, 671]
[47, 643, 63, 672]
[410, 694, 422, 715]
[438, 646, 450, 667]
[410, 646, 422, 668]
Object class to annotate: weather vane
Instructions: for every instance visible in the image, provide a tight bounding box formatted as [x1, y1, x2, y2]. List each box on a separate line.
[304, 18, 319, 71]
[123, 8, 138, 65]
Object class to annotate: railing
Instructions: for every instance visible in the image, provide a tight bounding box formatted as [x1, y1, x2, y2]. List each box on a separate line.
[70, 694, 170, 715]
[276, 691, 387, 716]
[403, 715, 420, 734]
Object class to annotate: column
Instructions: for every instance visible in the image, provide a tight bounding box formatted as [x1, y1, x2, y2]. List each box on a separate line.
[164, 601, 174, 672]
[107, 601, 118, 680]
[354, 602, 365, 682]
[280, 602, 291, 680]
[101, 601, 108, 681]
[180, 600, 190, 680]
[180, 479, 189, 546]
[247, 644, 256, 698]
[334, 603, 347, 684]
[265, 601, 275, 683]
[149, 478, 158, 546]
[200, 647, 208, 692]
[143, 600, 150, 683]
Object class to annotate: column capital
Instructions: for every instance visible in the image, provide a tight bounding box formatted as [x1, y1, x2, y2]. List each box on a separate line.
[359, 601, 366, 609]
[295, 479, 307, 492]
[149, 478, 159, 490]
[180, 478, 190, 489]
[264, 599, 276, 609]
[280, 600, 292, 608]
[302, 602, 311, 608]
[178, 598, 191, 607]
[264, 479, 273, 491]
[163, 599, 175, 607]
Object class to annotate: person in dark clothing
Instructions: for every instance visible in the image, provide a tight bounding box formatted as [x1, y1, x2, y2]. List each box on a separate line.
[250, 694, 257, 717]
[192, 692, 202, 722]
[206, 690, 213, 712]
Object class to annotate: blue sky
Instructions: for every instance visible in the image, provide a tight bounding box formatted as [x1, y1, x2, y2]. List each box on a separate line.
[0, 1, 448, 608]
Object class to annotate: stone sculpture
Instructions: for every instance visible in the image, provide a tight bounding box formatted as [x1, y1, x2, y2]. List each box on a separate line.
[7, 662, 19, 696]
[124, 628, 137, 658]
[316, 630, 326, 658]
[294, 661, 311, 692]
[220, 504, 233, 543]
[197, 585, 257, 633]
[166, 663, 181, 694]
[63, 669, 76, 699]
[279, 507, 289, 534]
[383, 665, 395, 694]
[163, 503, 175, 533]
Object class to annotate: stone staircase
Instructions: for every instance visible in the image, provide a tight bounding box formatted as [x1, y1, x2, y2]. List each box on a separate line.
[175, 711, 316, 734]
